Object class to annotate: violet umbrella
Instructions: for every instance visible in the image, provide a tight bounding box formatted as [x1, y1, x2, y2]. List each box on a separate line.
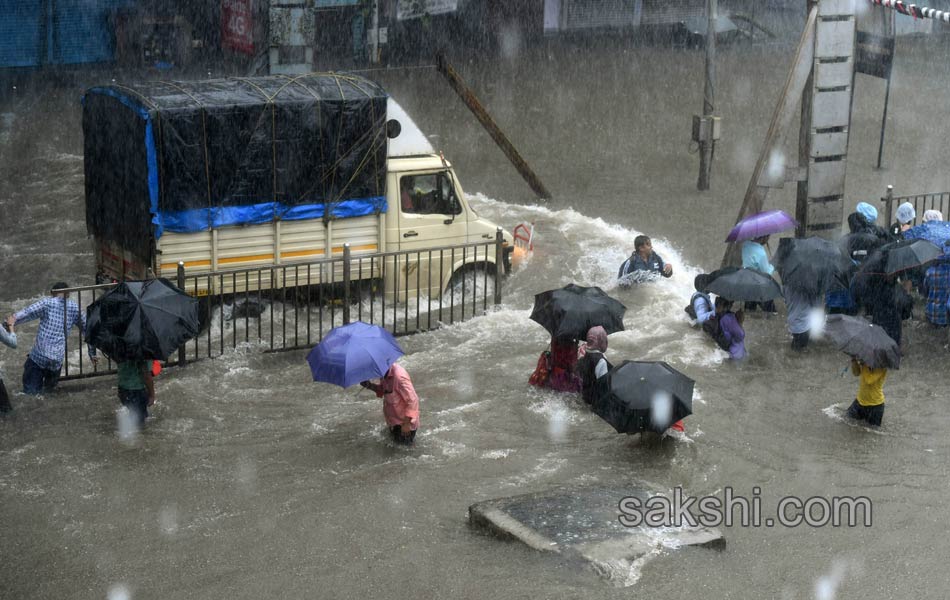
[725, 209, 798, 243]
[307, 322, 404, 388]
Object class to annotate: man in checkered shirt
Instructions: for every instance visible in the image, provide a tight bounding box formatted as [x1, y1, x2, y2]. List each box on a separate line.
[11, 282, 98, 394]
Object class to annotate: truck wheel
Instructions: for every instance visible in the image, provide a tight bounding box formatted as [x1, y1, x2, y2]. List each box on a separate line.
[447, 264, 496, 302]
[197, 296, 215, 332]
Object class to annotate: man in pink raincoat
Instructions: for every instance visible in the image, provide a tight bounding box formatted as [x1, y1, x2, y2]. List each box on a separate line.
[361, 363, 420, 445]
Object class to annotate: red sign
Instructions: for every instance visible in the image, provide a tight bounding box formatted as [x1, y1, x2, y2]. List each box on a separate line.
[222, 0, 254, 54]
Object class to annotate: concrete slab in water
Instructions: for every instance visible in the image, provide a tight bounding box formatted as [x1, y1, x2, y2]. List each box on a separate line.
[469, 485, 725, 586]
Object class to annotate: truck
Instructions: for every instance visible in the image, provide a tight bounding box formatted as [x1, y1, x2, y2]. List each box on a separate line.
[82, 73, 522, 302]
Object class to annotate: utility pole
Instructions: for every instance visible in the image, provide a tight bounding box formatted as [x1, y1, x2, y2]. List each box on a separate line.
[795, 0, 818, 238]
[696, 0, 719, 190]
[436, 53, 552, 200]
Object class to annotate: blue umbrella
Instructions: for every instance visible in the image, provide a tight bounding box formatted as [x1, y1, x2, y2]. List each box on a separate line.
[307, 322, 404, 388]
[903, 221, 950, 252]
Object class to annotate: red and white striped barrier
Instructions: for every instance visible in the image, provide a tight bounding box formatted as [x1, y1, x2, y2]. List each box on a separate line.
[868, 0, 950, 23]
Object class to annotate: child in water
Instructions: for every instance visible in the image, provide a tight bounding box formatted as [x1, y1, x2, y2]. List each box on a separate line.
[846, 357, 887, 427]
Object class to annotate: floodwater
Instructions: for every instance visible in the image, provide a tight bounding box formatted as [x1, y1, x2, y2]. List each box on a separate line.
[3, 17, 950, 599]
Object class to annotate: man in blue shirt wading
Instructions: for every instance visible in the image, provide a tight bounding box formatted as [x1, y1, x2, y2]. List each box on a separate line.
[618, 235, 674, 287]
[11, 282, 98, 394]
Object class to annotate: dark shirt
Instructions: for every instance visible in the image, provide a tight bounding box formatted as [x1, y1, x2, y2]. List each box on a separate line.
[853, 275, 911, 344]
[618, 251, 669, 284]
[847, 212, 890, 243]
[577, 350, 611, 405]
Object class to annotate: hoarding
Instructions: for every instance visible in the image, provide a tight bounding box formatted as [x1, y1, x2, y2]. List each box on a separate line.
[397, 0, 460, 21]
[855, 5, 895, 79]
[222, 0, 254, 54]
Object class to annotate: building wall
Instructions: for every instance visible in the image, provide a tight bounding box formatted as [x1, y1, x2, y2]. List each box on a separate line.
[0, 0, 135, 69]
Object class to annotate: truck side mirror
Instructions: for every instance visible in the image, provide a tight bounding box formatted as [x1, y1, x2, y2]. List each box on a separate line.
[442, 196, 460, 225]
[386, 119, 401, 139]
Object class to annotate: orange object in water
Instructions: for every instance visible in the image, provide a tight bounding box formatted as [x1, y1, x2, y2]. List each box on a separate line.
[513, 222, 534, 251]
[151, 361, 162, 377]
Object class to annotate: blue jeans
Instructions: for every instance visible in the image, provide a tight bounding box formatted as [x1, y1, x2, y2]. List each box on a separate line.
[22, 356, 60, 395]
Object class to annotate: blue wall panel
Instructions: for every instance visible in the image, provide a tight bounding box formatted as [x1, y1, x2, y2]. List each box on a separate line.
[1, 0, 135, 68]
[51, 0, 117, 64]
[0, 0, 45, 68]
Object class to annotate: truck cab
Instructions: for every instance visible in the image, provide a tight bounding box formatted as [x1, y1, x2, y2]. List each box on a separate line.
[383, 99, 513, 299]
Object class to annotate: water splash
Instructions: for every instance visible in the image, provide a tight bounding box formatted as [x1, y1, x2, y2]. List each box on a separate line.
[158, 504, 179, 535]
[650, 391, 673, 431]
[814, 561, 849, 600]
[547, 404, 570, 443]
[116, 407, 140, 445]
[107, 584, 131, 600]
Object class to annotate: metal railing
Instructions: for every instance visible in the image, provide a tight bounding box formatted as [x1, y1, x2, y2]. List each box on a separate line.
[57, 230, 507, 381]
[880, 185, 950, 227]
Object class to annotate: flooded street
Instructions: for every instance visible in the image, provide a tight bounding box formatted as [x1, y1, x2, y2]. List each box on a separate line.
[3, 18, 950, 599]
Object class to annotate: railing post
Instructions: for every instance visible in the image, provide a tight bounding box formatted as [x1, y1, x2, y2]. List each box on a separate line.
[343, 243, 351, 325]
[882, 184, 894, 225]
[177, 261, 186, 367]
[494, 227, 503, 307]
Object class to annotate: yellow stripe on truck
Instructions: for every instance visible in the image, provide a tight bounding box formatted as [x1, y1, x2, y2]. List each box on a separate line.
[280, 249, 326, 259]
[331, 244, 377, 254]
[161, 259, 212, 270]
[160, 245, 377, 271]
[219, 253, 274, 264]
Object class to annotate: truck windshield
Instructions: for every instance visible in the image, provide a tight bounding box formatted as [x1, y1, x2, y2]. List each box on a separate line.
[400, 171, 462, 216]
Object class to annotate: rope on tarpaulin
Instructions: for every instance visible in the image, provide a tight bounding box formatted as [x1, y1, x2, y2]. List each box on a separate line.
[868, 0, 950, 23]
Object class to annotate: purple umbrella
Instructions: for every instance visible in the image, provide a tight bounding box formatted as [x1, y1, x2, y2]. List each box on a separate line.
[725, 209, 798, 243]
[307, 321, 404, 388]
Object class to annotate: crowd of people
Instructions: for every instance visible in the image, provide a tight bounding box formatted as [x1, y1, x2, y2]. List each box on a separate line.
[3, 202, 948, 437]
[1, 280, 420, 443]
[530, 200, 950, 430]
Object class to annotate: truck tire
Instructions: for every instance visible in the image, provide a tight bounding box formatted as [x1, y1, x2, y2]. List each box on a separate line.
[447, 263, 496, 301]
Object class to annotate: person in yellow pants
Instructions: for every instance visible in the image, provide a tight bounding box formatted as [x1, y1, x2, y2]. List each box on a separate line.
[846, 358, 887, 426]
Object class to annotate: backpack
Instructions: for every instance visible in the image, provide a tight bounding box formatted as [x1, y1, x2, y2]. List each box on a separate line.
[685, 292, 712, 320]
[684, 303, 697, 320]
[702, 315, 732, 351]
[528, 351, 551, 387]
[894, 285, 913, 321]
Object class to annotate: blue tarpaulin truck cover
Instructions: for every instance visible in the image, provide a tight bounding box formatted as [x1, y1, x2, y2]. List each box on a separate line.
[83, 73, 388, 265]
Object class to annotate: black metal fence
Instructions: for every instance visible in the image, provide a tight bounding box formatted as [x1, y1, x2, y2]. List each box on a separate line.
[57, 232, 507, 381]
[880, 185, 950, 227]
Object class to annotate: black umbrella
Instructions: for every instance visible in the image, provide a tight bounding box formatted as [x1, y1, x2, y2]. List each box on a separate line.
[824, 314, 901, 370]
[592, 360, 694, 434]
[530, 284, 626, 340]
[86, 279, 200, 361]
[705, 267, 783, 302]
[879, 238, 942, 275]
[774, 236, 852, 298]
[695, 266, 739, 292]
